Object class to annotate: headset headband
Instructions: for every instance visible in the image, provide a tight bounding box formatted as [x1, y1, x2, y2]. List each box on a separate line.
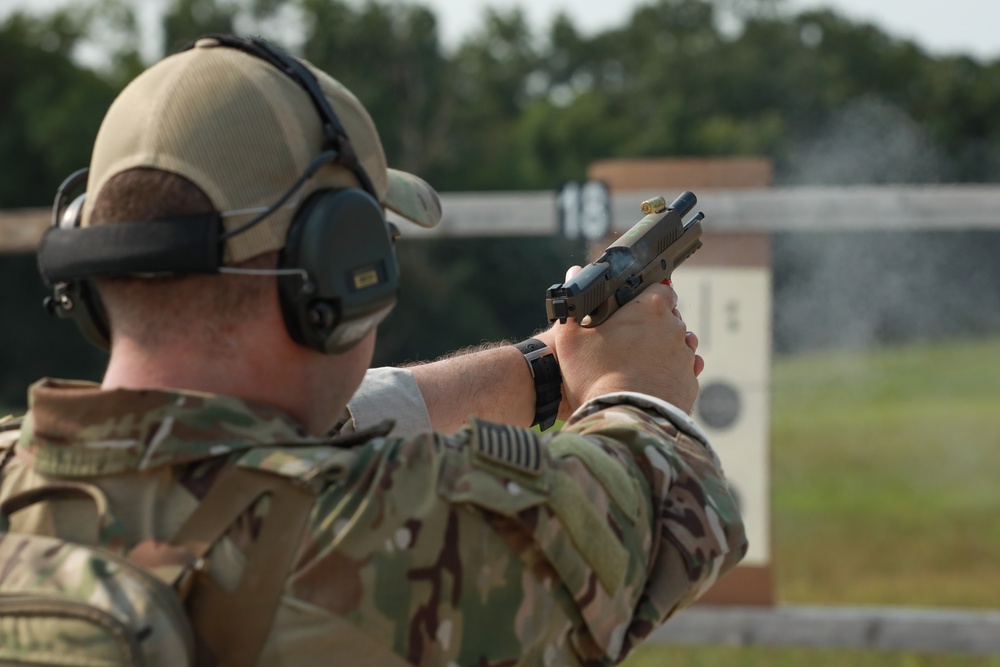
[186, 34, 378, 200]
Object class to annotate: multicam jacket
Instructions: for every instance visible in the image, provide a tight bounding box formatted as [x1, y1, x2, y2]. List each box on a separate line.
[0, 376, 747, 667]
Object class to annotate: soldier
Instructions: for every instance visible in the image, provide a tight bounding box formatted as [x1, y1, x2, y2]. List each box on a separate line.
[1, 35, 746, 666]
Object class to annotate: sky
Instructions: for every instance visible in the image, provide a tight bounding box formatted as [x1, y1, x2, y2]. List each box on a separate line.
[2, 0, 998, 63]
[418, 0, 999, 60]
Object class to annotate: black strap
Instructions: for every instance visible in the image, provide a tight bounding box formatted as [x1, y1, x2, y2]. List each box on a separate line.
[515, 338, 563, 431]
[37, 215, 222, 283]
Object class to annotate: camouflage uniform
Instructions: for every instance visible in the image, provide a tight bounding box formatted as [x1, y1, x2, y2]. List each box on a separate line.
[0, 377, 746, 667]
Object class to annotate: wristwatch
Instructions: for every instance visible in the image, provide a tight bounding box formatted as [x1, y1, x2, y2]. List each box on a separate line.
[514, 338, 563, 431]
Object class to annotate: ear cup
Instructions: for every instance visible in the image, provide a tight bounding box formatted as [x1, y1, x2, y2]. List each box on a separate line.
[40, 192, 113, 350]
[278, 188, 399, 354]
[46, 280, 112, 350]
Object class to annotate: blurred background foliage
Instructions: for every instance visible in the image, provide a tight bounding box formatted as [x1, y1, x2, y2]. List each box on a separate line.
[6, 0, 1000, 201]
[3, 0, 1000, 407]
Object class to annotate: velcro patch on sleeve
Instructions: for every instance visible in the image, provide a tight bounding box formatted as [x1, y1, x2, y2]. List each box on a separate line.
[548, 471, 629, 596]
[472, 420, 544, 477]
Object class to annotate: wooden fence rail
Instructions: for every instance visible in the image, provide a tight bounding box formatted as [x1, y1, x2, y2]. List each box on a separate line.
[4, 184, 1000, 253]
[650, 605, 1000, 655]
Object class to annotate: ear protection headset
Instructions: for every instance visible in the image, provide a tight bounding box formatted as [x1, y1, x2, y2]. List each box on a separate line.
[37, 34, 400, 355]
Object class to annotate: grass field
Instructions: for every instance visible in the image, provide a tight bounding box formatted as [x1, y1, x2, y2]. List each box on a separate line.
[625, 337, 1000, 665]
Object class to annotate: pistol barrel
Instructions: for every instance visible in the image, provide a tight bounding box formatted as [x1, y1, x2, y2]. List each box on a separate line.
[669, 191, 697, 217]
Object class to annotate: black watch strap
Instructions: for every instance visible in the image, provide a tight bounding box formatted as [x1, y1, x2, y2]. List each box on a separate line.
[514, 338, 562, 431]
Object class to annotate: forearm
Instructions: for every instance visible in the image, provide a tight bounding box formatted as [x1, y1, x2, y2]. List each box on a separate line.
[407, 341, 537, 433]
[346, 333, 552, 437]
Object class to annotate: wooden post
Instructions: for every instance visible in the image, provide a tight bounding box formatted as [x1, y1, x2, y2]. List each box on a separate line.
[588, 157, 776, 606]
[0, 208, 49, 254]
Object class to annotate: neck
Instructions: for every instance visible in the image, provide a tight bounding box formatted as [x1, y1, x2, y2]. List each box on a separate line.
[102, 329, 350, 435]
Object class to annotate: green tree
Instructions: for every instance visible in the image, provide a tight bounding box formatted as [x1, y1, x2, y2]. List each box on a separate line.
[297, 0, 452, 178]
[0, 11, 116, 207]
[430, 7, 543, 190]
[162, 0, 240, 52]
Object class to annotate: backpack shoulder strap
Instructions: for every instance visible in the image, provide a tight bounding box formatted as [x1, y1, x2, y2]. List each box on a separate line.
[166, 466, 315, 667]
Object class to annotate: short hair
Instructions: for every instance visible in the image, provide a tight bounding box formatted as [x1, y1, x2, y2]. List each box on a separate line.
[93, 168, 278, 350]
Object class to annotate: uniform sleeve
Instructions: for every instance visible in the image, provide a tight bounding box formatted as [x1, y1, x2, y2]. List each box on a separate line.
[343, 367, 432, 438]
[288, 392, 747, 667]
[562, 392, 748, 659]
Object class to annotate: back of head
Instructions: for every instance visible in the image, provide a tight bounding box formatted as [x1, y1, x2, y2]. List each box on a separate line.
[93, 168, 274, 352]
[40, 35, 444, 354]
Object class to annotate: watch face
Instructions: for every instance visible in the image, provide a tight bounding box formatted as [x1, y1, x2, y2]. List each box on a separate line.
[516, 338, 549, 358]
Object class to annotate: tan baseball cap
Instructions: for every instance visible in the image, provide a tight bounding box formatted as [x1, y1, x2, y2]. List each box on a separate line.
[81, 36, 442, 264]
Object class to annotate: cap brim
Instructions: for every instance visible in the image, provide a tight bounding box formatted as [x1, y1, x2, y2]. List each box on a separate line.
[384, 169, 442, 228]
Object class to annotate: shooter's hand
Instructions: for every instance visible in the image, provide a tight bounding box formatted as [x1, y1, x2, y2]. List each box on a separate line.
[540, 265, 703, 415]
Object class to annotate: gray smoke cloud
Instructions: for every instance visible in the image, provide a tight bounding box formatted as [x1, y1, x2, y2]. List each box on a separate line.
[772, 96, 1000, 353]
[773, 230, 1000, 353]
[782, 95, 955, 186]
